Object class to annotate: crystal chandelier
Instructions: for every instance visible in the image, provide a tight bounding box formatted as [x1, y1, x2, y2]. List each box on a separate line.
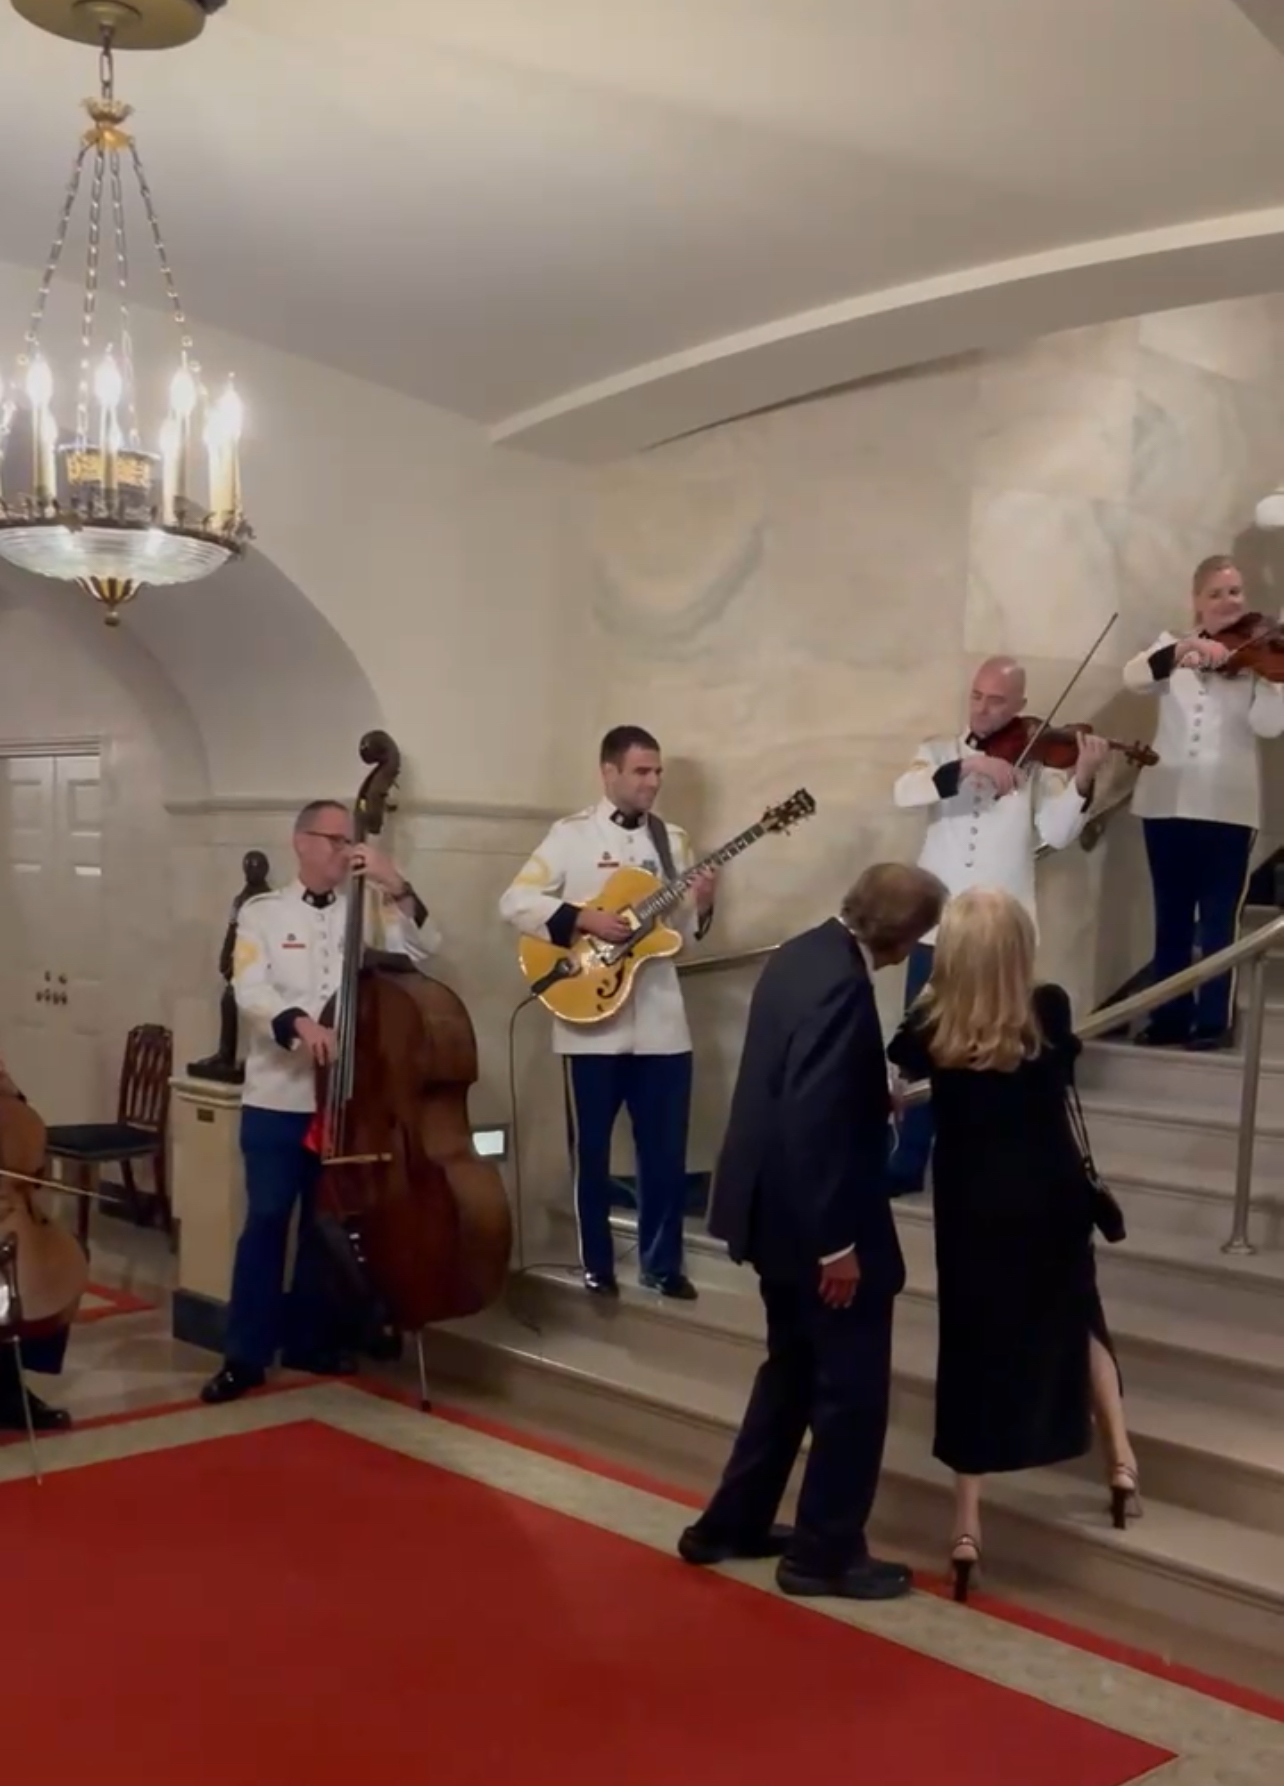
[0, 0, 247, 625]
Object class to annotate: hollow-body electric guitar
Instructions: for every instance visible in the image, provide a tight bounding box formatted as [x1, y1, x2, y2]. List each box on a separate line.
[519, 790, 816, 1023]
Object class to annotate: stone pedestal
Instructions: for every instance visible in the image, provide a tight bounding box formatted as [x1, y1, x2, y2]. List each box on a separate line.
[169, 1075, 244, 1353]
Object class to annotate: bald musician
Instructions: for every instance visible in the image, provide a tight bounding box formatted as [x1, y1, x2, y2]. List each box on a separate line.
[0, 1057, 72, 1433]
[887, 657, 1109, 1194]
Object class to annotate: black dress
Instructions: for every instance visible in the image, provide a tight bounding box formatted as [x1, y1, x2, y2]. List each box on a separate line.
[887, 982, 1114, 1477]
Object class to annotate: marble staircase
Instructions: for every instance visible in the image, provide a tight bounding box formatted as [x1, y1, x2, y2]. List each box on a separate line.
[417, 910, 1284, 1671]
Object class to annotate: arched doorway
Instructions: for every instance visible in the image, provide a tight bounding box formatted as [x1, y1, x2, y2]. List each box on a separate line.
[0, 551, 384, 1120]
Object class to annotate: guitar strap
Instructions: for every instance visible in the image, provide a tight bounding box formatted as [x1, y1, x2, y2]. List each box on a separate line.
[647, 814, 713, 941]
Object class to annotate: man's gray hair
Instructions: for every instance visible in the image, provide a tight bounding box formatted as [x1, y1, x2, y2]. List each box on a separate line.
[841, 863, 947, 953]
[294, 799, 350, 834]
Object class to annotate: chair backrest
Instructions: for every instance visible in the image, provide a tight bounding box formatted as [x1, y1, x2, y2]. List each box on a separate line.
[117, 1024, 173, 1132]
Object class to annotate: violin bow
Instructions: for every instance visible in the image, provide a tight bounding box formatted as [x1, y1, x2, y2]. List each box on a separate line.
[1013, 612, 1118, 772]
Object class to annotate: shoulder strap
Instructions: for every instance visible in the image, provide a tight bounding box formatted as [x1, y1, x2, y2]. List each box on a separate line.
[645, 813, 679, 882]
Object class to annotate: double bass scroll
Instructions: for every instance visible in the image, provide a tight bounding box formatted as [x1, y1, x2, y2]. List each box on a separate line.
[313, 731, 512, 1337]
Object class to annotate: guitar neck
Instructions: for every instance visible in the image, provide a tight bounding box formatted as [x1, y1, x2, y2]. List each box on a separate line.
[635, 823, 767, 921]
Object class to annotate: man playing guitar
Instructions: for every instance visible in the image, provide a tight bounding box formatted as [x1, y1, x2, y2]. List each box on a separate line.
[500, 726, 716, 1300]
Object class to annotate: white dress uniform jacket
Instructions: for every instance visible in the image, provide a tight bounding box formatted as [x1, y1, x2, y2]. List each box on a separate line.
[894, 736, 1088, 945]
[1123, 632, 1284, 829]
[499, 798, 700, 1057]
[233, 879, 440, 1112]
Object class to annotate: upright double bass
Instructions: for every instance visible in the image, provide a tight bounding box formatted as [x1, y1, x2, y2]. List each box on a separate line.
[313, 732, 511, 1365]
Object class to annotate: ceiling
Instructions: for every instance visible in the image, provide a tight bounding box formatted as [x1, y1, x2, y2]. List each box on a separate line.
[2, 0, 1284, 459]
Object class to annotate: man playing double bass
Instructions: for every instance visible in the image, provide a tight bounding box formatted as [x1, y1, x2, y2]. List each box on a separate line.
[201, 801, 436, 1405]
[0, 1057, 72, 1433]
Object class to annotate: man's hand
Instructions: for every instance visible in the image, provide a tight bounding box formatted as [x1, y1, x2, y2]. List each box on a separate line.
[1074, 731, 1111, 795]
[691, 867, 717, 916]
[960, 754, 1020, 797]
[293, 1016, 337, 1065]
[350, 843, 404, 895]
[1176, 635, 1230, 671]
[575, 906, 634, 944]
[819, 1250, 860, 1309]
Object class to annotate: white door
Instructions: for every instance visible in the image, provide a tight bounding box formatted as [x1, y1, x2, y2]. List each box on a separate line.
[0, 751, 105, 1123]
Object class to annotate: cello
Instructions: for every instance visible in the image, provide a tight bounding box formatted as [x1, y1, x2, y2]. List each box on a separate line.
[0, 1063, 89, 1478]
[313, 732, 512, 1400]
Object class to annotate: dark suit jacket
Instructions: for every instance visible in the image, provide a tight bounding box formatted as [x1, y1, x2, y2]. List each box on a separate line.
[707, 918, 905, 1297]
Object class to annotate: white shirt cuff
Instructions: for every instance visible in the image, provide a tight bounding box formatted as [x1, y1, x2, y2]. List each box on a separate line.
[820, 1246, 855, 1265]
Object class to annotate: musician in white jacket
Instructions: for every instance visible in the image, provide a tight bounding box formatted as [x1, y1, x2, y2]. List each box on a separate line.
[887, 657, 1108, 1192]
[500, 726, 715, 1300]
[1124, 555, 1284, 1049]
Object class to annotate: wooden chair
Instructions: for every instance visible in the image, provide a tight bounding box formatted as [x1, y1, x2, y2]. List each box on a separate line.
[45, 1024, 174, 1249]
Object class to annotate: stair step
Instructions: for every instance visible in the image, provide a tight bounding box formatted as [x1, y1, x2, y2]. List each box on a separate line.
[422, 1297, 1284, 1655]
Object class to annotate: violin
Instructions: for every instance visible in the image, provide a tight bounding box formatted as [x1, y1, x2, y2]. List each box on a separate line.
[977, 716, 1158, 772]
[0, 1065, 89, 1339]
[312, 732, 511, 1354]
[1201, 612, 1284, 683]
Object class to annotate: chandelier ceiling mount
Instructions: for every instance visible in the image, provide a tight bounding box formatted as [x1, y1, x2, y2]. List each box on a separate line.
[11, 0, 214, 52]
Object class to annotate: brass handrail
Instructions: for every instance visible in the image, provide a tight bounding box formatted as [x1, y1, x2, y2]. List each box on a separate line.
[680, 910, 1284, 1256]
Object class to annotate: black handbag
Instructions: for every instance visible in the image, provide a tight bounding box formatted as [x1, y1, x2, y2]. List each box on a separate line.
[1067, 1078, 1127, 1244]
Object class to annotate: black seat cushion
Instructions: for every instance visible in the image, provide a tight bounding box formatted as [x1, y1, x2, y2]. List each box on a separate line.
[45, 1123, 159, 1163]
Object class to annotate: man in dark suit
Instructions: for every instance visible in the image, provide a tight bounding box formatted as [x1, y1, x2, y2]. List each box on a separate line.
[678, 862, 946, 1599]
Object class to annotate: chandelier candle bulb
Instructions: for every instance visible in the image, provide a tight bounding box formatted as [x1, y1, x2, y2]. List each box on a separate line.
[26, 358, 55, 506]
[169, 364, 196, 519]
[216, 381, 242, 520]
[203, 407, 226, 520]
[95, 350, 123, 509]
[159, 416, 178, 525]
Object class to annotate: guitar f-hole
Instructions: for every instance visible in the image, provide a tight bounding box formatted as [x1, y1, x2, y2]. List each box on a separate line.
[595, 963, 628, 1009]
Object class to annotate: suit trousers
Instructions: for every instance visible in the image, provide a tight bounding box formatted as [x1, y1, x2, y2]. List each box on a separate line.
[224, 1106, 340, 1369]
[887, 941, 935, 1191]
[566, 1052, 692, 1282]
[697, 1275, 895, 1577]
[1142, 818, 1254, 1039]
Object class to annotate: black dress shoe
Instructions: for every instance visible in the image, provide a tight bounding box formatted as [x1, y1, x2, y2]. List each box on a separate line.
[0, 1390, 71, 1432]
[678, 1523, 793, 1566]
[776, 1556, 914, 1600]
[280, 1350, 358, 1376]
[1134, 1026, 1188, 1049]
[199, 1361, 266, 1405]
[583, 1272, 619, 1298]
[640, 1271, 698, 1301]
[1187, 1027, 1234, 1053]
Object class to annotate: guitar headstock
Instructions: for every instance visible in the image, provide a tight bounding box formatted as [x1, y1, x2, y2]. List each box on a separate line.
[762, 789, 816, 834]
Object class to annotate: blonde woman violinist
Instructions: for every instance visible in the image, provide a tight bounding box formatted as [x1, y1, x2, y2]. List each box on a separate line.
[1125, 555, 1284, 1049]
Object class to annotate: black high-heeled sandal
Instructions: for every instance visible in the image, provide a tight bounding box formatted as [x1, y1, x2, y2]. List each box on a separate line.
[1108, 1464, 1142, 1530]
[950, 1535, 981, 1604]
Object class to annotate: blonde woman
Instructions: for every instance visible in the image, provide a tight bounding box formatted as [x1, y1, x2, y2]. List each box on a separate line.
[1125, 554, 1284, 1049]
[886, 888, 1136, 1602]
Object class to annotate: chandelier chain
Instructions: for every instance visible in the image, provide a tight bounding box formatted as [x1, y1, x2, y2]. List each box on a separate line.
[128, 142, 197, 378]
[74, 144, 108, 446]
[108, 151, 141, 450]
[21, 143, 92, 369]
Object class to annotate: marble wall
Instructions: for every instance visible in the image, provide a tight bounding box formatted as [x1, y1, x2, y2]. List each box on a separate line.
[584, 296, 1284, 1167]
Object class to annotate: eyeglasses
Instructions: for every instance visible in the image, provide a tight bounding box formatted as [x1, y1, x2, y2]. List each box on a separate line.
[301, 830, 353, 849]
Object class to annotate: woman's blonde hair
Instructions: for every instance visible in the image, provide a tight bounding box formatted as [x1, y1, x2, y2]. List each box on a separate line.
[1192, 554, 1238, 599]
[914, 887, 1041, 1072]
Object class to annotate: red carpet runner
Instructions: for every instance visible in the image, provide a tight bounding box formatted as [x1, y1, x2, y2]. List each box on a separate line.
[2, 1420, 1171, 1784]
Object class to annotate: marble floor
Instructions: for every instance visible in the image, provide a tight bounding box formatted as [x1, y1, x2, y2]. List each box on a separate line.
[8, 1214, 1281, 1785]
